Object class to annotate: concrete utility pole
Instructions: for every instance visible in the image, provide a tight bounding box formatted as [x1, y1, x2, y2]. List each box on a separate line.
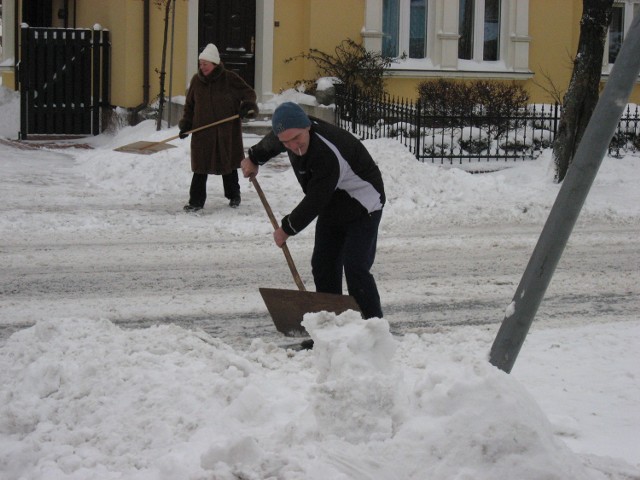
[489, 13, 640, 373]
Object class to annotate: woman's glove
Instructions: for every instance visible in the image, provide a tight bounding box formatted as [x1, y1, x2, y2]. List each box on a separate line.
[239, 102, 258, 119]
[178, 120, 192, 139]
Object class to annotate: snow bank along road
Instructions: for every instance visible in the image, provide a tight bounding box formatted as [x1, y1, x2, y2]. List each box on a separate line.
[2, 221, 638, 348]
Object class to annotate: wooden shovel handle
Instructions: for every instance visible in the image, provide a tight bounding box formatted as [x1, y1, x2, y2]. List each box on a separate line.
[159, 114, 241, 144]
[250, 176, 307, 292]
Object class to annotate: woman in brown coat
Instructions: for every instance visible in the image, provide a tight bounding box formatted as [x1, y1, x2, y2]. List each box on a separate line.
[179, 44, 258, 211]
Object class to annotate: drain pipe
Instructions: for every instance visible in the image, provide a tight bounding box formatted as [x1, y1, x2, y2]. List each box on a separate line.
[142, 0, 150, 105]
[14, 0, 19, 90]
[130, 0, 150, 124]
[167, 0, 176, 127]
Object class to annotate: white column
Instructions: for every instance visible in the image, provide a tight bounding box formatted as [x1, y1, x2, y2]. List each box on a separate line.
[510, 0, 531, 72]
[186, 0, 199, 84]
[362, 0, 384, 52]
[256, 0, 275, 102]
[0, 0, 16, 66]
[437, 0, 459, 69]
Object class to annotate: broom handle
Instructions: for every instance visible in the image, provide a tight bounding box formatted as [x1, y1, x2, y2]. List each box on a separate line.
[158, 114, 241, 144]
[250, 176, 307, 292]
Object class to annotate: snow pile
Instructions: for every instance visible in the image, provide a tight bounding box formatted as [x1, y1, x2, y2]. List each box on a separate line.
[0, 87, 19, 137]
[3, 314, 633, 479]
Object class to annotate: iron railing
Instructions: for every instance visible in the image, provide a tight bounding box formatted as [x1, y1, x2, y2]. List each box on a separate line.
[334, 86, 640, 165]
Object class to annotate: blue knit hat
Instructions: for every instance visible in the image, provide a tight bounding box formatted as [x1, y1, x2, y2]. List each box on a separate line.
[271, 102, 311, 135]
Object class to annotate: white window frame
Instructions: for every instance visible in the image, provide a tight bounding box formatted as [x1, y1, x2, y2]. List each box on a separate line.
[458, 0, 504, 63]
[380, 0, 435, 60]
[396, 0, 428, 59]
[603, 0, 640, 73]
[362, 0, 532, 80]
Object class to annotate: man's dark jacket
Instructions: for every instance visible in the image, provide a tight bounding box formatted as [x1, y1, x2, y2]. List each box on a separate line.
[248, 117, 385, 235]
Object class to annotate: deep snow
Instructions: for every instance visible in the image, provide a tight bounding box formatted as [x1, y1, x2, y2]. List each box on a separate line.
[0, 86, 639, 479]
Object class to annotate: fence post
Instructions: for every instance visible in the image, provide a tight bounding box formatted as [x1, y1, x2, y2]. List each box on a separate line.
[334, 85, 341, 127]
[19, 25, 30, 140]
[101, 28, 111, 132]
[350, 86, 357, 133]
[414, 99, 422, 159]
[91, 26, 101, 135]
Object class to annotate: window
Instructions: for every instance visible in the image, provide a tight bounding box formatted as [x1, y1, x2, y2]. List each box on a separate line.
[609, 5, 625, 64]
[608, 1, 640, 65]
[383, 0, 428, 58]
[458, 0, 501, 61]
[458, 0, 474, 60]
[382, 0, 400, 57]
[384, 0, 502, 61]
[483, 0, 501, 61]
[409, 0, 428, 58]
[368, 0, 531, 77]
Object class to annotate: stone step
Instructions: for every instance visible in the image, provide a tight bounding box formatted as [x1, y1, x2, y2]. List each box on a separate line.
[241, 104, 336, 136]
[241, 114, 272, 136]
[165, 104, 335, 137]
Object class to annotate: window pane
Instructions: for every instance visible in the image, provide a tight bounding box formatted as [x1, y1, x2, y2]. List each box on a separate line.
[409, 0, 428, 58]
[483, 0, 500, 60]
[459, 0, 474, 60]
[609, 5, 624, 64]
[383, 0, 400, 57]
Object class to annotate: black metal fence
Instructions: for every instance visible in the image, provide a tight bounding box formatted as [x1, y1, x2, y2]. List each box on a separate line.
[334, 86, 640, 166]
[19, 26, 111, 139]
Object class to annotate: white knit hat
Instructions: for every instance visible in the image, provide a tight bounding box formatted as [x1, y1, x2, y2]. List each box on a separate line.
[199, 44, 220, 64]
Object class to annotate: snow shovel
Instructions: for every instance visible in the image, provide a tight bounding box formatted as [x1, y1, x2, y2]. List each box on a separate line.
[114, 114, 240, 154]
[250, 176, 361, 336]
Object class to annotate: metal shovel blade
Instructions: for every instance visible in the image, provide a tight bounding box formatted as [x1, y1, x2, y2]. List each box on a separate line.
[259, 287, 361, 336]
[114, 141, 177, 154]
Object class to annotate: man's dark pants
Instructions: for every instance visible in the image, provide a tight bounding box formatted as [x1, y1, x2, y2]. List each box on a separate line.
[311, 209, 383, 319]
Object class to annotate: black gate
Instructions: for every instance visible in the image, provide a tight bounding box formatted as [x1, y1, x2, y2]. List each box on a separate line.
[18, 26, 110, 139]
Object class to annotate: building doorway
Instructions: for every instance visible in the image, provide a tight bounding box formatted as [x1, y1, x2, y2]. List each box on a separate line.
[199, 0, 256, 87]
[22, 0, 52, 27]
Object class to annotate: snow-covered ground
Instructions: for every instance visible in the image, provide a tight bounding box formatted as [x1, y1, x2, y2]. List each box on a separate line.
[1, 86, 639, 479]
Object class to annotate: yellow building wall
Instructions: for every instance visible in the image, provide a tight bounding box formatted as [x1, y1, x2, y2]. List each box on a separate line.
[273, 0, 310, 92]
[76, 0, 144, 107]
[272, 0, 365, 94]
[523, 0, 582, 103]
[148, 1, 189, 102]
[54, 0, 189, 108]
[526, 0, 639, 104]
